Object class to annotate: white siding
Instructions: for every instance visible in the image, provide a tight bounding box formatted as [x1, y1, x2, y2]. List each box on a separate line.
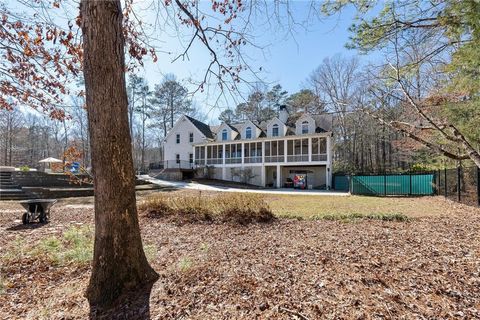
[163, 117, 205, 162]
[295, 115, 316, 135]
[266, 118, 287, 137]
[241, 120, 261, 139]
[216, 124, 238, 142]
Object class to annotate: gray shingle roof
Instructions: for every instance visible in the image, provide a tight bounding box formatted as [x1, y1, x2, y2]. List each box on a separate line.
[185, 115, 214, 139]
[186, 112, 333, 140]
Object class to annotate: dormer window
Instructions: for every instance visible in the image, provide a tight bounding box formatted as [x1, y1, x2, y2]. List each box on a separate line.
[272, 124, 279, 137]
[245, 127, 252, 139]
[222, 129, 228, 141]
[301, 121, 309, 134]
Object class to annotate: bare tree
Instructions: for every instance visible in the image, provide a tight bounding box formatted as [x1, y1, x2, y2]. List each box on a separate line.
[0, 109, 24, 166]
[80, 0, 158, 311]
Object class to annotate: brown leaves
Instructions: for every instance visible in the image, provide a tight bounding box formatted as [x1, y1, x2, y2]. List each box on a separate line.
[0, 4, 82, 118]
[1, 196, 480, 318]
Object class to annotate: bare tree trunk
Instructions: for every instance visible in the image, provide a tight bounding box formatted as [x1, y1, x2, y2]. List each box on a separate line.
[80, 0, 158, 309]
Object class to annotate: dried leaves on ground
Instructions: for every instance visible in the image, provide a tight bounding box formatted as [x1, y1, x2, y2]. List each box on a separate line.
[0, 195, 479, 319]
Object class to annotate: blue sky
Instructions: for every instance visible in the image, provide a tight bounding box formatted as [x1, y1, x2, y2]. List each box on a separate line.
[134, 1, 364, 122]
[9, 0, 367, 123]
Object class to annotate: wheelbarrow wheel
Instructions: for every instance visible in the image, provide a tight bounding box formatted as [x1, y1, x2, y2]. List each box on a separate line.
[39, 211, 50, 223]
[22, 212, 30, 225]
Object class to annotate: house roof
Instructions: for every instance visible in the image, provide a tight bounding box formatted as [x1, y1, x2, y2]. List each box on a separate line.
[311, 114, 333, 132]
[185, 112, 333, 141]
[185, 115, 214, 139]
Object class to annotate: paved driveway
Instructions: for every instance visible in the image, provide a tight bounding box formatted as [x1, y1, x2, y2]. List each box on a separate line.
[138, 175, 349, 196]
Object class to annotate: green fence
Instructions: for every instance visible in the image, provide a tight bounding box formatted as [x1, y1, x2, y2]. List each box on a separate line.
[348, 173, 436, 196]
[333, 175, 350, 191]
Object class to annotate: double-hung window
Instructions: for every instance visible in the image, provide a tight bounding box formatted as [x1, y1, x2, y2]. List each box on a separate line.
[245, 127, 252, 139]
[272, 124, 279, 137]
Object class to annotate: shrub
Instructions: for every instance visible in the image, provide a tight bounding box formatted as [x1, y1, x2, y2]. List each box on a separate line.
[19, 165, 30, 172]
[139, 192, 275, 224]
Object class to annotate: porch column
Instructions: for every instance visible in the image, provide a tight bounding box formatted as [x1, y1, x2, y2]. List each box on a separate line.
[325, 167, 331, 190]
[222, 167, 226, 181]
[241, 142, 245, 166]
[261, 165, 266, 187]
[308, 137, 312, 162]
[261, 141, 265, 164]
[284, 139, 288, 163]
[222, 143, 225, 165]
[326, 135, 332, 189]
[204, 146, 207, 166]
[327, 135, 332, 164]
[276, 164, 281, 189]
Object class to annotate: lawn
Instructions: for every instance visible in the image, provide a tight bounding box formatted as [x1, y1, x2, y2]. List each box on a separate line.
[0, 192, 479, 319]
[264, 194, 450, 219]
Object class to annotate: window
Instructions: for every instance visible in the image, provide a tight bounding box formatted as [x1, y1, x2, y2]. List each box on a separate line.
[311, 137, 327, 161]
[302, 139, 308, 154]
[245, 127, 252, 139]
[176, 134, 180, 144]
[175, 154, 180, 164]
[218, 145, 223, 158]
[222, 129, 228, 141]
[189, 153, 193, 164]
[272, 124, 279, 137]
[287, 140, 294, 155]
[301, 121, 309, 134]
[189, 132, 194, 143]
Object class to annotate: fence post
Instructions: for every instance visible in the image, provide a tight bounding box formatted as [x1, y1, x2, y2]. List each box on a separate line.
[409, 173, 412, 196]
[436, 170, 440, 195]
[384, 174, 387, 196]
[477, 167, 480, 207]
[457, 166, 461, 202]
[444, 168, 447, 199]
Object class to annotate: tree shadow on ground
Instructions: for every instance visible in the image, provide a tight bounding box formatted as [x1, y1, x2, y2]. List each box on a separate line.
[88, 282, 155, 320]
[6, 222, 47, 231]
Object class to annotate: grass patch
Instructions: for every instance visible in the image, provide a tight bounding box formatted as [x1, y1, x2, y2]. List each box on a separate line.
[266, 194, 439, 219]
[139, 192, 275, 224]
[1, 225, 157, 267]
[144, 244, 158, 263]
[27, 225, 93, 266]
[178, 257, 193, 272]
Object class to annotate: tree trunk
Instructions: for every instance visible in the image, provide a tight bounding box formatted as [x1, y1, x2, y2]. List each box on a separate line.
[80, 0, 158, 309]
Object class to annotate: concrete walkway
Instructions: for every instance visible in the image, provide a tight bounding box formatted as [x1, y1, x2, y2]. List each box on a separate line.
[137, 175, 349, 196]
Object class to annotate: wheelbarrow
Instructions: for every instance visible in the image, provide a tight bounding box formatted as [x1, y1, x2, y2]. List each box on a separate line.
[19, 199, 57, 224]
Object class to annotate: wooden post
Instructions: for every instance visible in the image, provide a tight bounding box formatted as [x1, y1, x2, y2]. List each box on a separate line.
[444, 168, 447, 198]
[477, 166, 480, 207]
[457, 165, 461, 202]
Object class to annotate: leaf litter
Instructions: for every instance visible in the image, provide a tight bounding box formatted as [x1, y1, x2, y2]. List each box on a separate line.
[0, 197, 479, 319]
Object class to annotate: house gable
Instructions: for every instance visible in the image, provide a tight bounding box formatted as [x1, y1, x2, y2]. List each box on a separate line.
[295, 114, 316, 135]
[164, 115, 210, 143]
[240, 120, 261, 139]
[163, 115, 211, 162]
[216, 123, 239, 141]
[266, 117, 287, 137]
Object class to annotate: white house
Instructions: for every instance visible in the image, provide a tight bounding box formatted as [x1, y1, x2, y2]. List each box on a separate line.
[162, 106, 334, 189]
